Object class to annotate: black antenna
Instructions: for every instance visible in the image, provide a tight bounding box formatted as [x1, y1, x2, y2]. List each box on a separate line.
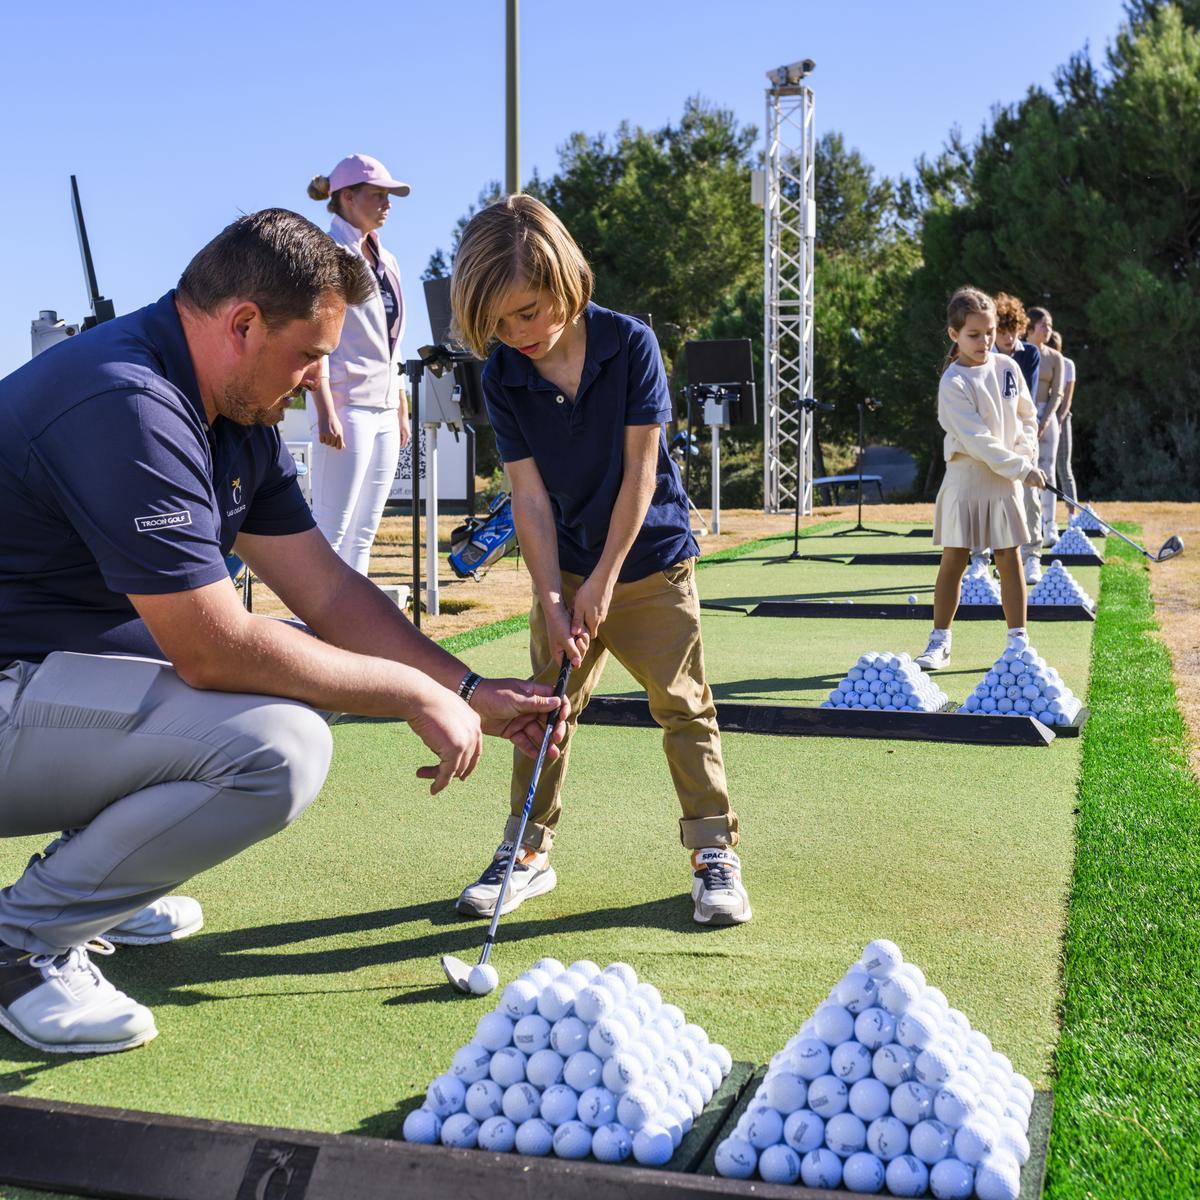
[70, 175, 115, 328]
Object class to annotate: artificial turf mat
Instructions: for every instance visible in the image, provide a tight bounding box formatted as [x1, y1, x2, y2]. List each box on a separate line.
[1043, 529, 1200, 1198]
[0, 522, 1093, 1187]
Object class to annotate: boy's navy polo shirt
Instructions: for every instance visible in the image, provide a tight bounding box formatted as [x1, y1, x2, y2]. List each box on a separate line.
[482, 303, 698, 583]
[0, 291, 315, 664]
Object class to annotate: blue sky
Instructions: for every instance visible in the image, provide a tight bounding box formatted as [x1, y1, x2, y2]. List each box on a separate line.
[0, 0, 1128, 377]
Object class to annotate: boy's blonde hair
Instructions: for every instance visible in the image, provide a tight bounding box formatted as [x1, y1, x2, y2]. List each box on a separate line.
[451, 194, 594, 357]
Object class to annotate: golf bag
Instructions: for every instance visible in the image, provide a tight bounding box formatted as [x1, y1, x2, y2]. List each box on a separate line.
[449, 492, 518, 580]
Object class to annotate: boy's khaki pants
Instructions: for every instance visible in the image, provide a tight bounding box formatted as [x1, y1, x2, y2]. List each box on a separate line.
[503, 558, 738, 854]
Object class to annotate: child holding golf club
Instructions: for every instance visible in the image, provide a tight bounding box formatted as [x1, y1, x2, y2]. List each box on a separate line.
[915, 287, 1046, 671]
[448, 194, 749, 927]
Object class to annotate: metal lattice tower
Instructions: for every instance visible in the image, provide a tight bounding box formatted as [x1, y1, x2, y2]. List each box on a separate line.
[762, 70, 816, 514]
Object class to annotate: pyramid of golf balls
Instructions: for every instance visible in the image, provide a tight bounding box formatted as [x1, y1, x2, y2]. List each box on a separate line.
[714, 940, 1034, 1199]
[959, 569, 1001, 606]
[403, 958, 731, 1165]
[822, 652, 950, 713]
[959, 642, 1082, 726]
[1048, 527, 1100, 557]
[1028, 561, 1094, 610]
[1068, 507, 1104, 534]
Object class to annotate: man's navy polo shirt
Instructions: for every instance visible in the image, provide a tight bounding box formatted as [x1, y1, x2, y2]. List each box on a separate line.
[482, 303, 698, 583]
[0, 291, 315, 664]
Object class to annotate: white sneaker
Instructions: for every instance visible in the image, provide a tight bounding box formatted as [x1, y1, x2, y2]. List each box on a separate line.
[1042, 525, 1060, 548]
[1023, 554, 1043, 584]
[106, 897, 203, 946]
[691, 848, 752, 925]
[456, 843, 557, 918]
[914, 635, 952, 671]
[966, 554, 989, 577]
[0, 938, 157, 1054]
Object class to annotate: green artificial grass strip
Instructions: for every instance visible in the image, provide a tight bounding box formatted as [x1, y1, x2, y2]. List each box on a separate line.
[0, 1189, 88, 1200]
[1045, 528, 1200, 1199]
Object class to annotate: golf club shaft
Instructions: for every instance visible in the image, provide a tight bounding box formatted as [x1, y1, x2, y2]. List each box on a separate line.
[479, 655, 572, 964]
[1046, 484, 1151, 559]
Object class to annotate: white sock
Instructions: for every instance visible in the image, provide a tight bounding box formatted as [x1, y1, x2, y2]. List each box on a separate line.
[1008, 626, 1028, 641]
[929, 627, 951, 646]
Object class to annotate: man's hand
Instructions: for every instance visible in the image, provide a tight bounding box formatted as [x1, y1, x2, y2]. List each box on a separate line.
[572, 574, 614, 643]
[545, 600, 588, 668]
[471, 678, 571, 760]
[406, 686, 483, 794]
[319, 410, 345, 450]
[1025, 466, 1047, 489]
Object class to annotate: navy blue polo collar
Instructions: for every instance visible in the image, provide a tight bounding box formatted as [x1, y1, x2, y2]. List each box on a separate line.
[142, 291, 206, 429]
[498, 302, 620, 392]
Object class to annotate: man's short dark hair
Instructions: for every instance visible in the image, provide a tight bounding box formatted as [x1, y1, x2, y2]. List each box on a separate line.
[177, 208, 373, 327]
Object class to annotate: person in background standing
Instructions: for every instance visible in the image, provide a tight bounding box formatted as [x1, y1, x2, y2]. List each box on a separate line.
[1024, 306, 1065, 555]
[306, 154, 411, 575]
[1049, 329, 1078, 515]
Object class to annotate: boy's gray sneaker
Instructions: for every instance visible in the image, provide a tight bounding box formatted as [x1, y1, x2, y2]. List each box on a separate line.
[691, 848, 751, 925]
[0, 938, 157, 1054]
[456, 843, 557, 918]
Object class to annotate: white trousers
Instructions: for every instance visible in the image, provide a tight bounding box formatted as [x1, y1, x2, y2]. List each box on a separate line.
[310, 406, 399, 576]
[1038, 415, 1060, 532]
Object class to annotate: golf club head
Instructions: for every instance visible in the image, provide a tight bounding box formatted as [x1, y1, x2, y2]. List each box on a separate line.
[441, 954, 473, 993]
[1156, 535, 1184, 562]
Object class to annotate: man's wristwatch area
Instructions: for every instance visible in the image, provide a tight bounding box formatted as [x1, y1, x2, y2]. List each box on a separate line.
[458, 671, 483, 705]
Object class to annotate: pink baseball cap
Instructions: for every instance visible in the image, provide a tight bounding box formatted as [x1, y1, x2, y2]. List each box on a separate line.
[328, 153, 410, 197]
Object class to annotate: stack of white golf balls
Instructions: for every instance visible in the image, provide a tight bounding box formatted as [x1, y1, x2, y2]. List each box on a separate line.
[959, 569, 1001, 605]
[1028, 561, 1094, 610]
[822, 652, 950, 713]
[959, 643, 1082, 726]
[1048, 527, 1100, 558]
[1068, 507, 1104, 534]
[713, 940, 1034, 1199]
[403, 958, 731, 1165]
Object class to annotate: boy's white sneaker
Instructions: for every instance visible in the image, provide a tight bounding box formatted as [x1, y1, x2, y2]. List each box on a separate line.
[0, 938, 157, 1054]
[914, 634, 952, 671]
[1042, 524, 1060, 548]
[456, 843, 557, 918]
[1023, 554, 1043, 584]
[106, 897, 204, 946]
[691, 848, 751, 925]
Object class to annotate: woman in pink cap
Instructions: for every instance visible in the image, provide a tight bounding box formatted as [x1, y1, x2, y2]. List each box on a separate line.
[306, 153, 411, 575]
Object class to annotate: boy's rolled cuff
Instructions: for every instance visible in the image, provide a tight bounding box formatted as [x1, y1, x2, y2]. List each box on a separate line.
[504, 814, 556, 854]
[679, 812, 739, 850]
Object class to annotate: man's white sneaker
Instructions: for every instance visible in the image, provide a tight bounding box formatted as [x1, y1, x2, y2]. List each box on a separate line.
[914, 636, 952, 671]
[691, 848, 751, 925]
[105, 897, 203, 946]
[1023, 554, 1043, 584]
[456, 843, 557, 918]
[0, 938, 157, 1054]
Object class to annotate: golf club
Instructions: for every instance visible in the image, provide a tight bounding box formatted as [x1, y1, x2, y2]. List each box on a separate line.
[441, 654, 572, 995]
[1048, 485, 1184, 562]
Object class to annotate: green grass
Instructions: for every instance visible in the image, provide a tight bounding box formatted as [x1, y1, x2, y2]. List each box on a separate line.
[1045, 529, 1200, 1198]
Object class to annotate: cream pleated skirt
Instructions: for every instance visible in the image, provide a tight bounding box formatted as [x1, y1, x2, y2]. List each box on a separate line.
[934, 455, 1030, 550]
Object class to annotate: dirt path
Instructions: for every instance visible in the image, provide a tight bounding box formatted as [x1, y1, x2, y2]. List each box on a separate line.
[251, 500, 1198, 774]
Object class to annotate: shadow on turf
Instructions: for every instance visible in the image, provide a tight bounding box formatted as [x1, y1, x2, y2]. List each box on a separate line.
[704, 584, 935, 606]
[91, 895, 716, 1013]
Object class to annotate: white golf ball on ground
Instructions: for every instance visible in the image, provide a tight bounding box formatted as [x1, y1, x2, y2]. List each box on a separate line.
[861, 939, 903, 979]
[849, 1078, 891, 1122]
[765, 1071, 808, 1113]
[714, 1136, 758, 1179]
[745, 1106, 785, 1149]
[842, 1150, 886, 1193]
[425, 1074, 466, 1118]
[909, 1118, 954, 1164]
[907, 594, 919, 605]
[525, 1048, 565, 1090]
[552, 1120, 592, 1159]
[632, 1125, 674, 1166]
[592, 1122, 632, 1163]
[465, 1079, 504, 1120]
[800, 1147, 843, 1189]
[758, 1143, 802, 1184]
[512, 1014, 552, 1055]
[866, 1115, 909, 1161]
[488, 1047, 527, 1088]
[402, 1108, 441, 1143]
[783, 1109, 826, 1155]
[475, 1012, 514, 1052]
[466, 962, 499, 995]
[929, 1156, 975, 1198]
[500, 979, 539, 1019]
[563, 1050, 603, 1093]
[974, 1151, 1021, 1200]
[825, 1111, 868, 1156]
[539, 1084, 579, 1127]
[885, 1153, 930, 1197]
[616, 1087, 657, 1131]
[501, 1082, 541, 1124]
[514, 1117, 554, 1156]
[450, 1043, 492, 1084]
[873, 1043, 917, 1088]
[440, 1112, 480, 1148]
[477, 1115, 517, 1152]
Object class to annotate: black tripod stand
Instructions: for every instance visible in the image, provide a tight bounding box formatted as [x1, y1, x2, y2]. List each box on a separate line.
[783, 396, 837, 560]
[832, 396, 900, 537]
